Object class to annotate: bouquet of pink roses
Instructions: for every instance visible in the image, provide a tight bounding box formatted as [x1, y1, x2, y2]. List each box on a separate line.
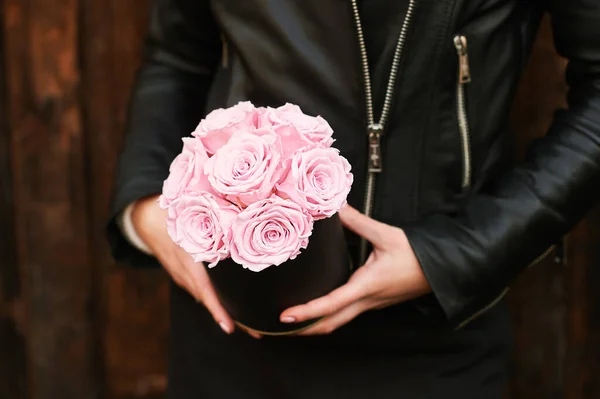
[160, 101, 353, 334]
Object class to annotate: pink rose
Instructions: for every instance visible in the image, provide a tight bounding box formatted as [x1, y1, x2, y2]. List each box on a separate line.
[204, 132, 283, 207]
[277, 147, 353, 220]
[166, 193, 240, 267]
[261, 103, 335, 155]
[255, 106, 269, 124]
[229, 196, 314, 272]
[159, 137, 213, 209]
[193, 101, 257, 154]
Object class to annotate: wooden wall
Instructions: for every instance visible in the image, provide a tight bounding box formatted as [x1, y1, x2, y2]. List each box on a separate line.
[0, 3, 598, 398]
[0, 0, 169, 398]
[508, 19, 600, 399]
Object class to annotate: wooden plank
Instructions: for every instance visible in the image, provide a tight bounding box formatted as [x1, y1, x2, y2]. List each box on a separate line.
[508, 254, 567, 399]
[566, 206, 600, 399]
[3, 0, 100, 397]
[0, 4, 28, 398]
[507, 17, 568, 399]
[78, 0, 170, 397]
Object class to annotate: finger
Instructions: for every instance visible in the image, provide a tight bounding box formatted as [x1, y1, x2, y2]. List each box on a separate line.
[280, 279, 363, 323]
[246, 330, 262, 339]
[157, 246, 235, 334]
[182, 255, 235, 335]
[238, 325, 262, 339]
[338, 205, 390, 247]
[200, 281, 235, 335]
[156, 254, 191, 292]
[297, 302, 364, 336]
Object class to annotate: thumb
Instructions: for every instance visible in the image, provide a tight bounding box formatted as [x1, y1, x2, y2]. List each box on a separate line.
[338, 205, 387, 247]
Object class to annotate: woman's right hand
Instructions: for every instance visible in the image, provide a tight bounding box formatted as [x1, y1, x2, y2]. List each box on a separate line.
[130, 195, 248, 336]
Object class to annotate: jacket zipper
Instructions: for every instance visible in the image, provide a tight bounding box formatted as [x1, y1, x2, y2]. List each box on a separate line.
[453, 35, 472, 190]
[455, 244, 556, 330]
[449, 37, 560, 329]
[351, 0, 417, 263]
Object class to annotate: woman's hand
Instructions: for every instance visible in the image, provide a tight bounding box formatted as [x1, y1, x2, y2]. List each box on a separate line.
[131, 195, 261, 338]
[280, 205, 432, 335]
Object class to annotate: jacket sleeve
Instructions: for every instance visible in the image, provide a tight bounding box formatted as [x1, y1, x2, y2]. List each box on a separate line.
[404, 1, 600, 328]
[106, 0, 221, 268]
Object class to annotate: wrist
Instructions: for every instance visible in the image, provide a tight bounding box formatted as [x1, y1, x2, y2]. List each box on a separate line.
[124, 196, 161, 255]
[131, 195, 168, 250]
[398, 229, 432, 296]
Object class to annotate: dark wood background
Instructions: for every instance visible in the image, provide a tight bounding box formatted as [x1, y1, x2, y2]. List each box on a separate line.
[0, 2, 598, 398]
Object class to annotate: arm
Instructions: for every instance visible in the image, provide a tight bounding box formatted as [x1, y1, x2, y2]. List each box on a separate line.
[107, 0, 222, 267]
[117, 203, 152, 255]
[403, 0, 600, 327]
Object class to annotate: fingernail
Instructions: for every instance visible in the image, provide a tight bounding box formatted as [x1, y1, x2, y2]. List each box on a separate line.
[281, 316, 296, 323]
[219, 321, 232, 334]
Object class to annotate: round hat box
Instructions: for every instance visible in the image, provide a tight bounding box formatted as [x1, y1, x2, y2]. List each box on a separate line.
[206, 213, 351, 335]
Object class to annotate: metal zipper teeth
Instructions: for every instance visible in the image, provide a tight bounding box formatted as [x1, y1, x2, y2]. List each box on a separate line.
[450, 36, 558, 329]
[456, 82, 471, 188]
[455, 245, 556, 330]
[377, 0, 416, 128]
[352, 0, 417, 263]
[453, 35, 472, 190]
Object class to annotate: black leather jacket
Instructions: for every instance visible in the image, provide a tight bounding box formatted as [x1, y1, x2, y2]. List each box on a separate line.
[108, 0, 600, 330]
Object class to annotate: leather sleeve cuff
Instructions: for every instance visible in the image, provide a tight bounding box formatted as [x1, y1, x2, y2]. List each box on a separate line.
[402, 223, 502, 330]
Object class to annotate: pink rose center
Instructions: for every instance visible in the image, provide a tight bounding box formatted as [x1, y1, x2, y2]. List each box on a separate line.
[254, 219, 289, 249]
[307, 162, 334, 196]
[234, 154, 254, 177]
[312, 170, 332, 193]
[198, 215, 213, 234]
[265, 226, 282, 243]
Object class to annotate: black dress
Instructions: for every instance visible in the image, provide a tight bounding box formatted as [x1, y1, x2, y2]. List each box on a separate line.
[167, 282, 510, 399]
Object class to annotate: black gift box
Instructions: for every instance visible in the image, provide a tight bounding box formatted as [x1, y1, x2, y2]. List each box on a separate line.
[206, 213, 351, 335]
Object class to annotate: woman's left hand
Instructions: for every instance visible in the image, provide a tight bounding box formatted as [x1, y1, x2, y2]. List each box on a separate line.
[280, 205, 432, 335]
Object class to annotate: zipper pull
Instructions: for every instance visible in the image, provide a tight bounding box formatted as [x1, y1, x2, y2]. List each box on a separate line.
[368, 124, 383, 173]
[453, 35, 471, 84]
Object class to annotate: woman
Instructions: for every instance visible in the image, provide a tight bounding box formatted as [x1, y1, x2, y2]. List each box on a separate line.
[107, 0, 600, 398]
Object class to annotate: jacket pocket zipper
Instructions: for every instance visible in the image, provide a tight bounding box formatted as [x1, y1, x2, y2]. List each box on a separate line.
[455, 245, 556, 330]
[453, 35, 472, 190]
